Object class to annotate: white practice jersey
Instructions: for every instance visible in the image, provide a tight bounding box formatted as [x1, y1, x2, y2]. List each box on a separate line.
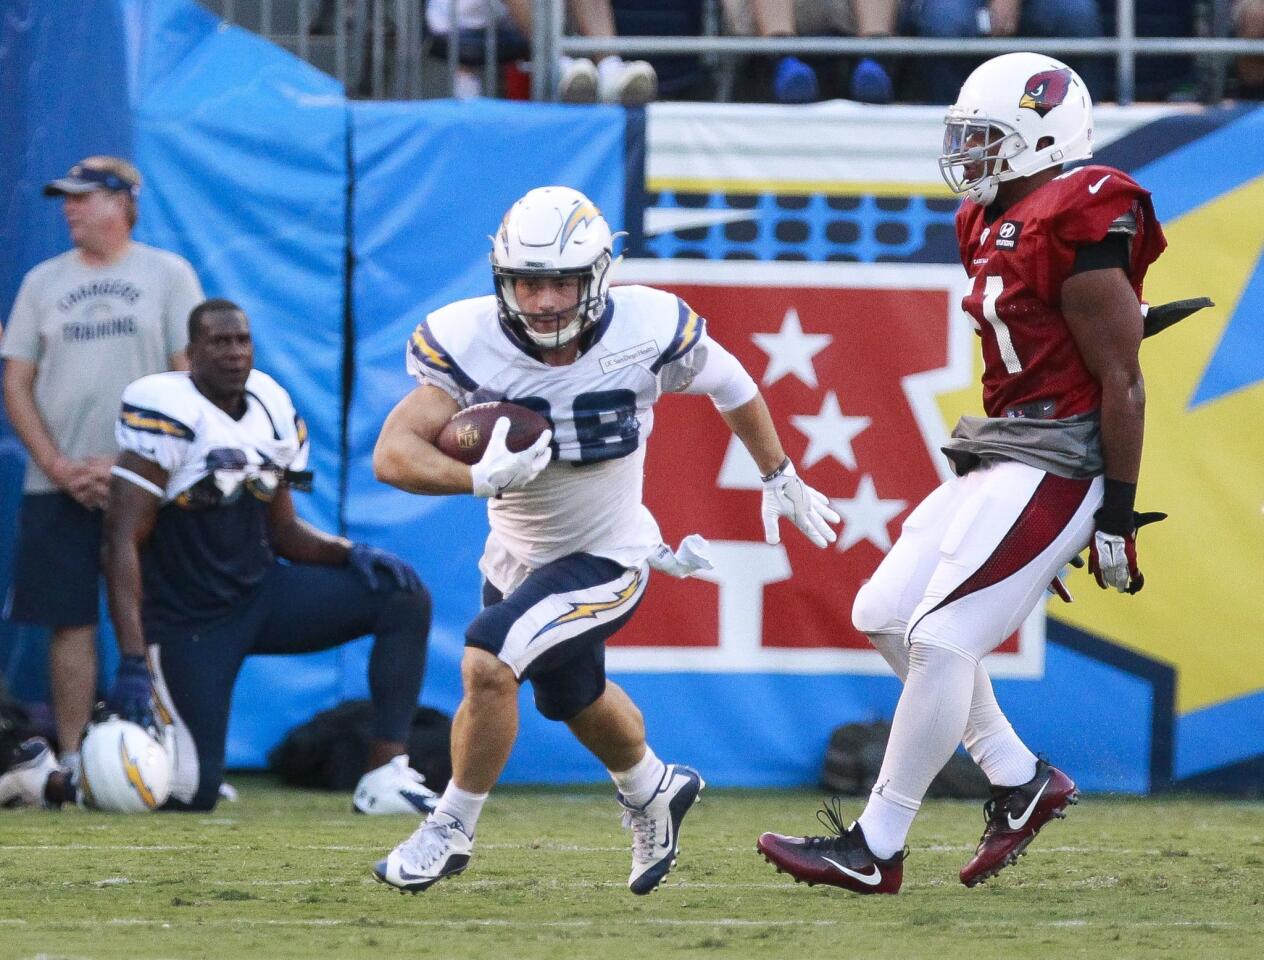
[407, 284, 714, 592]
[116, 370, 309, 504]
[114, 370, 310, 628]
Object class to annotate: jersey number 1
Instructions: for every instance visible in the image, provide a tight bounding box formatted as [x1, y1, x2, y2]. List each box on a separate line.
[981, 275, 1023, 374]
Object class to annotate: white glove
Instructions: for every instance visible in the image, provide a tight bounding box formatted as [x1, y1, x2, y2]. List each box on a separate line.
[469, 418, 553, 499]
[648, 534, 714, 579]
[761, 459, 840, 549]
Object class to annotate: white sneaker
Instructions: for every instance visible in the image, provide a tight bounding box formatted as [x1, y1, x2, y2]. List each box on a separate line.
[373, 812, 474, 893]
[619, 763, 704, 894]
[558, 56, 599, 103]
[353, 755, 439, 815]
[598, 57, 657, 106]
[0, 737, 59, 808]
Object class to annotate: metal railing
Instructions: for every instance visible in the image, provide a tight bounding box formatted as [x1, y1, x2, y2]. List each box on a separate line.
[547, 0, 1264, 105]
[206, 1, 1264, 105]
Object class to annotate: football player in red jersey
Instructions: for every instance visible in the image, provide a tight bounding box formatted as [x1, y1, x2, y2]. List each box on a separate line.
[758, 52, 1169, 894]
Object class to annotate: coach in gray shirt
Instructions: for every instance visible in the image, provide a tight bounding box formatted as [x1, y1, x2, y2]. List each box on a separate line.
[1, 156, 203, 767]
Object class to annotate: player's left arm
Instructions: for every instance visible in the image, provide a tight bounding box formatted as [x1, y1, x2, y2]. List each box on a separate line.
[266, 486, 352, 565]
[1062, 265, 1144, 484]
[266, 486, 421, 592]
[1061, 263, 1157, 593]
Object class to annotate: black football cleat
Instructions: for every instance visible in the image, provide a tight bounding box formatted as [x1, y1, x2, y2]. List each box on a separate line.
[960, 758, 1078, 887]
[758, 798, 904, 894]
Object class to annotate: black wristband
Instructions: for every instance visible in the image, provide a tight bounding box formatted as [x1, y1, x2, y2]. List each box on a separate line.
[1095, 478, 1137, 535]
[761, 457, 791, 483]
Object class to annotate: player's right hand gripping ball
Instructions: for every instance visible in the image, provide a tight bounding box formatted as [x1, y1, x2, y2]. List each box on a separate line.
[440, 403, 552, 498]
[437, 401, 550, 465]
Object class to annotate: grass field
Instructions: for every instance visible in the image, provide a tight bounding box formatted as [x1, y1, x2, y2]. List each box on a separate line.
[1, 776, 1261, 960]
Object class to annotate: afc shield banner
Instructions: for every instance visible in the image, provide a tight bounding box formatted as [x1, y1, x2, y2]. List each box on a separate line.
[609, 260, 1045, 677]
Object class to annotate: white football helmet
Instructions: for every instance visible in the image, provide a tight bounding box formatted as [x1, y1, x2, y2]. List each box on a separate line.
[79, 716, 171, 813]
[939, 52, 1094, 206]
[491, 186, 615, 349]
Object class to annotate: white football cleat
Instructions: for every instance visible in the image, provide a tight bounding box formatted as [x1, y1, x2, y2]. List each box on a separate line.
[619, 763, 704, 894]
[0, 737, 59, 808]
[373, 812, 474, 893]
[353, 755, 438, 815]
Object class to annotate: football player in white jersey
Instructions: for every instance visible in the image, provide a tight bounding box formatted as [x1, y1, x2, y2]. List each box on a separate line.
[372, 186, 840, 895]
[91, 300, 436, 814]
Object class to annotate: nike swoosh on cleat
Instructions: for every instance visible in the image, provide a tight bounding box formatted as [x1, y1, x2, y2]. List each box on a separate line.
[821, 856, 882, 886]
[1007, 779, 1051, 830]
[397, 868, 429, 881]
[1088, 174, 1111, 194]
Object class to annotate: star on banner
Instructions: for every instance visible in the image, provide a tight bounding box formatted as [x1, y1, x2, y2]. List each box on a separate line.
[790, 391, 871, 470]
[752, 307, 833, 388]
[831, 475, 907, 553]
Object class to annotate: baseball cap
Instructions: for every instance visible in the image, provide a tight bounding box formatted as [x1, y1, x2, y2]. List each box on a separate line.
[43, 157, 142, 197]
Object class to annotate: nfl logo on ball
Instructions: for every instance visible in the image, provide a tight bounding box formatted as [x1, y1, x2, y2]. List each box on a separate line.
[456, 424, 480, 449]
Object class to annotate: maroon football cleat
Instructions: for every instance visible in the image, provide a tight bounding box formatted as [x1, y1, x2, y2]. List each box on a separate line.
[758, 798, 904, 895]
[960, 758, 1078, 887]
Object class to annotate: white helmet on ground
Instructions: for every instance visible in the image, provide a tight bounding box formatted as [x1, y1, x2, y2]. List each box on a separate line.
[491, 186, 616, 349]
[939, 52, 1094, 206]
[79, 716, 171, 813]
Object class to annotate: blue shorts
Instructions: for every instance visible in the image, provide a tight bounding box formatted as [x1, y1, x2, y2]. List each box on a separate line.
[466, 554, 648, 721]
[5, 493, 102, 627]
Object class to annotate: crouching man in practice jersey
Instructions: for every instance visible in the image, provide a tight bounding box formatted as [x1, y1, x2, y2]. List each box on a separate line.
[759, 53, 1168, 893]
[371, 187, 839, 895]
[80, 299, 435, 813]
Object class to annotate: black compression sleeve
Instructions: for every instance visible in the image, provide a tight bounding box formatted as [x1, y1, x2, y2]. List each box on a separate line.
[1072, 232, 1131, 274]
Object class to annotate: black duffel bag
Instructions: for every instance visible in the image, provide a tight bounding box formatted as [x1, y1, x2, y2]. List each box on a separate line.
[821, 719, 992, 799]
[268, 700, 452, 793]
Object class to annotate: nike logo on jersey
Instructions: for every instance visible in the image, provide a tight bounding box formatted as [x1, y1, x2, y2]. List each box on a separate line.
[1088, 174, 1111, 195]
[1007, 778, 1051, 830]
[821, 856, 883, 886]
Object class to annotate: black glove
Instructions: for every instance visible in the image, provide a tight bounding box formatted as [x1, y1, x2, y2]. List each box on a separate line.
[107, 654, 155, 729]
[348, 543, 421, 593]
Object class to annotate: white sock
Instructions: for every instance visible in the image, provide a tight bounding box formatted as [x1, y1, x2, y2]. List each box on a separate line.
[867, 628, 1036, 788]
[856, 788, 918, 861]
[857, 641, 977, 858]
[58, 751, 80, 778]
[610, 746, 666, 808]
[963, 668, 1038, 787]
[434, 782, 488, 837]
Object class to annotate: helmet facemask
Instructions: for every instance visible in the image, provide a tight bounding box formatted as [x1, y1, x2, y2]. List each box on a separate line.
[493, 252, 613, 350]
[939, 117, 1026, 206]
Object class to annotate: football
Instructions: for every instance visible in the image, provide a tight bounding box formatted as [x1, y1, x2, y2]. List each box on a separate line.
[436, 401, 550, 465]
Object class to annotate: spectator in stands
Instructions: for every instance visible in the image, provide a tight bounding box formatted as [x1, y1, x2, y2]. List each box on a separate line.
[508, 0, 657, 103]
[905, 0, 1104, 102]
[1, 157, 202, 774]
[724, 1, 899, 104]
[426, 0, 658, 103]
[1235, 0, 1264, 96]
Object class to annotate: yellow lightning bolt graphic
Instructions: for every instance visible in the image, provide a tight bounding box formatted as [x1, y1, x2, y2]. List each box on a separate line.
[120, 734, 159, 809]
[531, 570, 642, 641]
